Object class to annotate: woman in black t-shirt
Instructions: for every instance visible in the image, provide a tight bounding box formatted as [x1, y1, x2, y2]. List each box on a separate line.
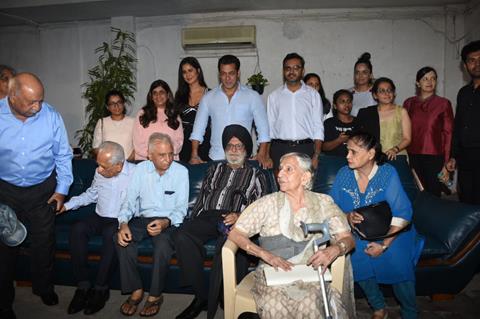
[323, 89, 359, 156]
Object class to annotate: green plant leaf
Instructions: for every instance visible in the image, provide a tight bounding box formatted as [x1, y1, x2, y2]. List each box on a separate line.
[76, 27, 137, 156]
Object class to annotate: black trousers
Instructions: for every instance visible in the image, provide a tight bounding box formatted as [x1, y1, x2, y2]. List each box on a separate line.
[115, 217, 175, 296]
[409, 154, 444, 197]
[173, 211, 248, 301]
[70, 213, 118, 289]
[0, 174, 56, 310]
[458, 166, 480, 205]
[270, 141, 314, 170]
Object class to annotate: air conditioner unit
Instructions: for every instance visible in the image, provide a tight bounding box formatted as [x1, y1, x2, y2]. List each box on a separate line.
[182, 25, 256, 49]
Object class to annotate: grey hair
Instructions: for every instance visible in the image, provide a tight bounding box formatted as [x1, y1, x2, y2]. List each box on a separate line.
[280, 152, 314, 190]
[0, 65, 16, 79]
[148, 132, 174, 151]
[98, 141, 125, 165]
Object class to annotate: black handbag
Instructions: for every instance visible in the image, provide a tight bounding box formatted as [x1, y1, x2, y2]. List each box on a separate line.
[352, 201, 407, 241]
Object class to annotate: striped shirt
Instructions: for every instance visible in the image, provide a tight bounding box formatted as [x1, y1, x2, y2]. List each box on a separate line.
[191, 162, 268, 217]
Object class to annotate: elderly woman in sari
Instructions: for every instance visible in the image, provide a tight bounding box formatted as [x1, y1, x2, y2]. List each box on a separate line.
[228, 153, 356, 319]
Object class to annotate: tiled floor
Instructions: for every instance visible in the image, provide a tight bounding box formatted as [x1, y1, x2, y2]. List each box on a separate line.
[11, 273, 480, 318]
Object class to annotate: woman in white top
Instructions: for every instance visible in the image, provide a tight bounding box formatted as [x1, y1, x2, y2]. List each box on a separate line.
[92, 90, 135, 159]
[351, 52, 376, 117]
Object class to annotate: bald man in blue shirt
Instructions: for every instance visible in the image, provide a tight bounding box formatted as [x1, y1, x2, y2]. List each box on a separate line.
[0, 73, 73, 319]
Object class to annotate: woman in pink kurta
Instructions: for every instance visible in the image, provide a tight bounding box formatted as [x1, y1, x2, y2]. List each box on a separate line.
[133, 80, 183, 160]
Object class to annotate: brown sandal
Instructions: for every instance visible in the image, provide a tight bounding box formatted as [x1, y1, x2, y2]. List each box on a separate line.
[120, 294, 144, 316]
[139, 295, 163, 317]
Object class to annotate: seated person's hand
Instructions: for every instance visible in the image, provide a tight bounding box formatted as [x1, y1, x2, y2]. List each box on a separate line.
[118, 223, 132, 247]
[222, 212, 240, 226]
[147, 219, 169, 237]
[307, 245, 340, 271]
[347, 211, 364, 226]
[260, 250, 294, 271]
[365, 242, 384, 258]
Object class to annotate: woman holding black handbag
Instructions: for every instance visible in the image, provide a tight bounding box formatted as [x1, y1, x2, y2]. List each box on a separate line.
[329, 131, 424, 319]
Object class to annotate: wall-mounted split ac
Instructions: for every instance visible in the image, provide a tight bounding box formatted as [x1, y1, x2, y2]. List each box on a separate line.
[181, 25, 256, 50]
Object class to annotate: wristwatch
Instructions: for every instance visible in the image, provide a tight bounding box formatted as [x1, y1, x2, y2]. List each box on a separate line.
[381, 244, 389, 252]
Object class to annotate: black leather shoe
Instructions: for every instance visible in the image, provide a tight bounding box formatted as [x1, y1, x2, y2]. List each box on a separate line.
[175, 297, 207, 319]
[40, 291, 59, 306]
[67, 289, 88, 314]
[84, 289, 109, 315]
[0, 307, 16, 319]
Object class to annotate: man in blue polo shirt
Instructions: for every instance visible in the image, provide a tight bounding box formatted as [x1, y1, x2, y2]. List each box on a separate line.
[0, 73, 73, 319]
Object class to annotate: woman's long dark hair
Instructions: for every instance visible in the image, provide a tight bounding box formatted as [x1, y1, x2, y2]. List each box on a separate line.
[303, 73, 331, 115]
[348, 131, 388, 165]
[140, 80, 179, 130]
[174, 57, 208, 112]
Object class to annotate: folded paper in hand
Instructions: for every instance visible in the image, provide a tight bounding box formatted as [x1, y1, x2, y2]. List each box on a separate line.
[264, 264, 332, 286]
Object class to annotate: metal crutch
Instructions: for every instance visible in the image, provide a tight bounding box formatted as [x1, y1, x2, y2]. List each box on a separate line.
[300, 221, 333, 319]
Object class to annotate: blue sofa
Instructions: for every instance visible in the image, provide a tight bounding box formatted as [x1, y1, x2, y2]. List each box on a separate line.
[14, 159, 277, 294]
[15, 155, 480, 298]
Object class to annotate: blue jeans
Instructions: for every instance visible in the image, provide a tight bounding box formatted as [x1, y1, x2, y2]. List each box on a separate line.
[357, 278, 417, 319]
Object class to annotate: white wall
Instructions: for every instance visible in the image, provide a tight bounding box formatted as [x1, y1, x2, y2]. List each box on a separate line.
[465, 1, 480, 43]
[0, 6, 468, 146]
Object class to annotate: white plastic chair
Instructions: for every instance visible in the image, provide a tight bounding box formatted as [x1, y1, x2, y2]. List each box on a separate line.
[222, 239, 346, 319]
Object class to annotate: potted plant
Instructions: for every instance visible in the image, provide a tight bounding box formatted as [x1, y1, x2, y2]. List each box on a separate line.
[75, 27, 137, 156]
[246, 72, 269, 95]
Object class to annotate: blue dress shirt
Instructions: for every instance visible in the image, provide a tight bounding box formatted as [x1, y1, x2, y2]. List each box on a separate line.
[118, 160, 189, 226]
[190, 84, 270, 160]
[64, 161, 136, 218]
[0, 97, 73, 195]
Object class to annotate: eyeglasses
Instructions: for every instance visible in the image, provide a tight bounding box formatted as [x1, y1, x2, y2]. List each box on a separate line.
[107, 101, 124, 108]
[226, 143, 245, 151]
[283, 65, 303, 72]
[376, 89, 394, 95]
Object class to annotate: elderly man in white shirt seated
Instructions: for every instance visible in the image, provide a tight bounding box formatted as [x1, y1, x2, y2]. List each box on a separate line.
[60, 141, 136, 315]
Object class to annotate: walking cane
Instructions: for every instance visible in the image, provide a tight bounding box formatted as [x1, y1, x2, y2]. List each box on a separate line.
[300, 221, 333, 319]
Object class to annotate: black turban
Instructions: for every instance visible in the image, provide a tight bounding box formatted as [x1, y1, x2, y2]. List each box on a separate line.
[222, 124, 253, 158]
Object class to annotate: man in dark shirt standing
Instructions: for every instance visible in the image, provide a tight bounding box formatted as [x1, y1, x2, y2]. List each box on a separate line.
[174, 124, 268, 319]
[448, 40, 480, 204]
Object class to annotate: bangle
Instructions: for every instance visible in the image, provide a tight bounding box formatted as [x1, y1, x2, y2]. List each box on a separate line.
[336, 241, 348, 256]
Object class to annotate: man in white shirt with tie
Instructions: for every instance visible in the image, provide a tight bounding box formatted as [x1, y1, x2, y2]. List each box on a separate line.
[60, 141, 136, 315]
[267, 53, 324, 170]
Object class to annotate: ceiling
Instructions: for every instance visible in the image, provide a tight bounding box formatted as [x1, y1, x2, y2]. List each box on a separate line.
[0, 0, 471, 27]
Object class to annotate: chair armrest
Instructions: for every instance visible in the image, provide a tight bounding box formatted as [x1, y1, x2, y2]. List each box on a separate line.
[222, 239, 239, 319]
[331, 255, 345, 294]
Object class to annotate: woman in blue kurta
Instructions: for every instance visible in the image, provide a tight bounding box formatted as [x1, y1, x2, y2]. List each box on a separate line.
[330, 131, 423, 319]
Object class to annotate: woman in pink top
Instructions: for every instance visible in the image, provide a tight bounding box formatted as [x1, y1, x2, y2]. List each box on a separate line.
[133, 80, 183, 160]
